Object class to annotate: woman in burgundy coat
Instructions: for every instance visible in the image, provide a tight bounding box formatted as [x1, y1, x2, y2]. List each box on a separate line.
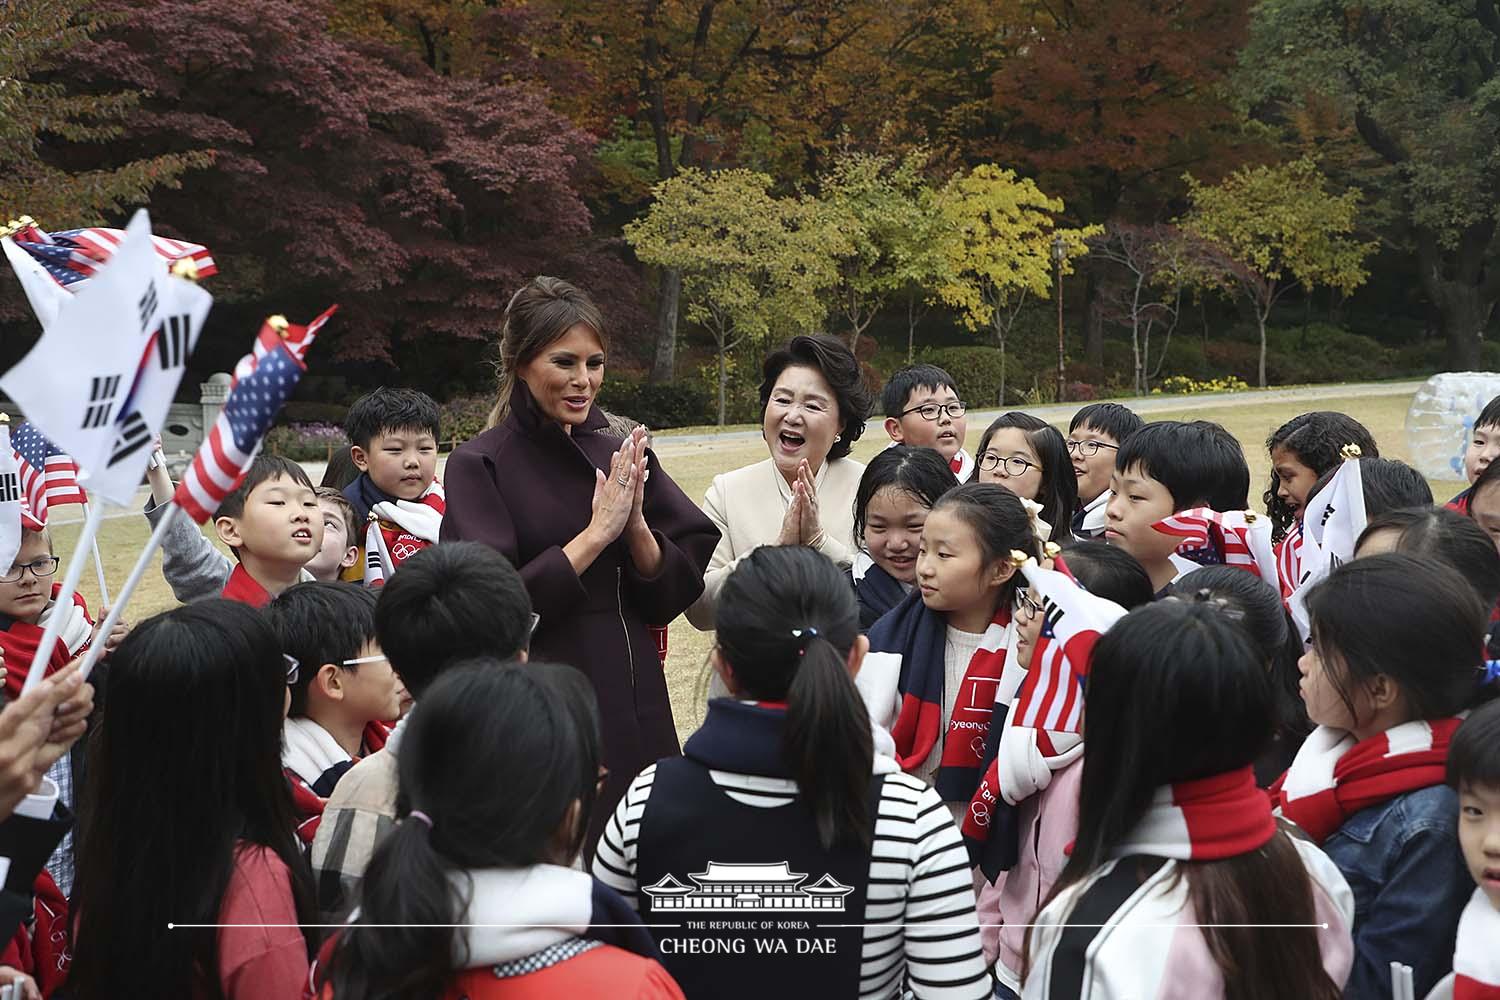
[440, 277, 719, 852]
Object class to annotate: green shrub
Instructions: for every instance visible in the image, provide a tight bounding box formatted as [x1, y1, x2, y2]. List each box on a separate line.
[439, 395, 494, 444]
[266, 422, 348, 462]
[598, 378, 716, 429]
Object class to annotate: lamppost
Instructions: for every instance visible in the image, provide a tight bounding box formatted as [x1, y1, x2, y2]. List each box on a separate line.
[1052, 233, 1066, 403]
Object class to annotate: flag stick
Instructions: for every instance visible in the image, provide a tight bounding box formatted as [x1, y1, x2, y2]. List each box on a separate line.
[80, 501, 111, 607]
[21, 498, 106, 694]
[77, 501, 177, 682]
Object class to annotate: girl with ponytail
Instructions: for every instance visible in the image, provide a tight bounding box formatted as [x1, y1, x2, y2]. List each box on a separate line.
[319, 660, 681, 1000]
[593, 546, 990, 1000]
[1023, 600, 1354, 999]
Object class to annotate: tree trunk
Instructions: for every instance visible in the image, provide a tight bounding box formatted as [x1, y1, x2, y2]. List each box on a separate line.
[1133, 318, 1143, 396]
[716, 340, 727, 426]
[994, 320, 1008, 406]
[1084, 267, 1105, 366]
[649, 268, 681, 383]
[1416, 227, 1493, 370]
[907, 293, 918, 364]
[1256, 309, 1269, 389]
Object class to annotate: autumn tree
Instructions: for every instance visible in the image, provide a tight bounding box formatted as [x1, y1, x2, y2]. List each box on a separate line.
[821, 146, 942, 351]
[1239, 0, 1500, 369]
[0, 0, 209, 264]
[989, 0, 1256, 365]
[625, 168, 850, 424]
[934, 165, 1096, 405]
[44, 0, 621, 388]
[1181, 160, 1373, 388]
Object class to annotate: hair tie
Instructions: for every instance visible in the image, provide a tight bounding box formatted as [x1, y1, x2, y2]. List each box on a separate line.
[791, 627, 819, 656]
[408, 810, 434, 829]
[1182, 589, 1246, 622]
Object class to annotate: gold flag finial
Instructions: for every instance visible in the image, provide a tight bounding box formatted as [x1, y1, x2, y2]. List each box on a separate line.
[1244, 511, 1258, 523]
[16, 216, 33, 227]
[0, 221, 19, 239]
[267, 315, 290, 338]
[1043, 541, 1062, 559]
[170, 257, 200, 282]
[0, 412, 10, 424]
[1339, 443, 1363, 461]
[1008, 549, 1032, 568]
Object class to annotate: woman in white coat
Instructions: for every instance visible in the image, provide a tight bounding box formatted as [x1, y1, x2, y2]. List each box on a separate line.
[686, 334, 872, 630]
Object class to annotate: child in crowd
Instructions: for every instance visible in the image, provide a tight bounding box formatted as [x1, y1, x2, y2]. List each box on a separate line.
[974, 413, 1078, 544]
[70, 601, 317, 1000]
[881, 364, 974, 479]
[1432, 701, 1500, 999]
[307, 488, 361, 583]
[850, 446, 956, 628]
[1066, 402, 1143, 542]
[310, 541, 534, 917]
[1264, 411, 1380, 543]
[1022, 598, 1353, 998]
[1467, 457, 1500, 555]
[978, 541, 1153, 999]
[341, 387, 443, 585]
[266, 583, 400, 846]
[1450, 394, 1500, 513]
[0, 525, 127, 900]
[1171, 565, 1309, 785]
[319, 661, 681, 1000]
[144, 443, 320, 602]
[1274, 555, 1483, 997]
[863, 484, 1036, 812]
[214, 455, 324, 607]
[1355, 508, 1500, 611]
[1306, 455, 1433, 518]
[1103, 420, 1251, 595]
[595, 546, 990, 1000]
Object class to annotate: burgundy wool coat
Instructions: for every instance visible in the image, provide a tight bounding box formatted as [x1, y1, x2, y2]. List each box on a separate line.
[440, 381, 719, 850]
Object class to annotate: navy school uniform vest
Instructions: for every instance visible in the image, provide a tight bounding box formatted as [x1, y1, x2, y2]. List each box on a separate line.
[635, 701, 885, 1000]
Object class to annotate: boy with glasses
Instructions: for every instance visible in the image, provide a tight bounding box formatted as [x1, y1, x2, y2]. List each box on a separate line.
[881, 364, 973, 480]
[1066, 403, 1144, 540]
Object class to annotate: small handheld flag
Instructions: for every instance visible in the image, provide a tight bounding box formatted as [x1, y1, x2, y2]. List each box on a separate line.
[10, 421, 86, 524]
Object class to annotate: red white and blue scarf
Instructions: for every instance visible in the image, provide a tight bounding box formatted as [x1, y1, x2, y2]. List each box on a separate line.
[359, 477, 445, 587]
[864, 588, 1013, 804]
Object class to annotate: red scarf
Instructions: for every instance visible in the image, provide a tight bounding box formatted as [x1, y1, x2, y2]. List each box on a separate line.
[1270, 718, 1462, 844]
[285, 720, 391, 844]
[1113, 767, 1277, 860]
[222, 564, 272, 608]
[0, 870, 69, 997]
[0, 586, 92, 698]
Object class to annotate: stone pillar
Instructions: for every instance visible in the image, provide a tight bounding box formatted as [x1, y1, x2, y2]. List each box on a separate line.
[200, 372, 232, 441]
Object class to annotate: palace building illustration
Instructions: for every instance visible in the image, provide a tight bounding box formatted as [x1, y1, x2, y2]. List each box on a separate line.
[641, 862, 855, 912]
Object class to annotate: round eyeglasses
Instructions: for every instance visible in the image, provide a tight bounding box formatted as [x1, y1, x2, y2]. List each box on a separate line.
[901, 401, 967, 422]
[977, 453, 1038, 477]
[0, 557, 59, 584]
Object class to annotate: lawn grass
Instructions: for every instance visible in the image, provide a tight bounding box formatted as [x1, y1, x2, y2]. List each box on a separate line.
[48, 389, 1463, 741]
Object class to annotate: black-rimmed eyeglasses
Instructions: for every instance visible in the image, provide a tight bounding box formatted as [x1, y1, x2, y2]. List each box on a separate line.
[1066, 439, 1119, 458]
[0, 557, 59, 584]
[901, 401, 967, 422]
[977, 453, 1038, 477]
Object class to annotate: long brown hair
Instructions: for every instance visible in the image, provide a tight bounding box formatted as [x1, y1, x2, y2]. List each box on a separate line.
[485, 276, 607, 429]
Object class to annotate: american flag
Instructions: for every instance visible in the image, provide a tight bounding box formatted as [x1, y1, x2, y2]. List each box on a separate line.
[11, 223, 216, 292]
[1011, 555, 1129, 735]
[1276, 522, 1305, 600]
[1152, 507, 1280, 589]
[173, 339, 305, 524]
[10, 421, 86, 525]
[231, 306, 337, 385]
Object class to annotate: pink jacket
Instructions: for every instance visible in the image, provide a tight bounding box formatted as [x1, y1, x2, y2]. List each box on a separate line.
[977, 758, 1083, 992]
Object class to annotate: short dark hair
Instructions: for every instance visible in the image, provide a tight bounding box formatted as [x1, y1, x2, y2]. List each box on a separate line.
[758, 335, 872, 462]
[1449, 699, 1500, 790]
[1477, 394, 1500, 432]
[265, 582, 378, 717]
[343, 388, 441, 451]
[373, 541, 532, 699]
[1115, 420, 1249, 511]
[1058, 541, 1154, 610]
[1068, 402, 1143, 444]
[881, 364, 960, 418]
[214, 455, 314, 522]
[1307, 554, 1486, 722]
[1357, 507, 1500, 608]
[1307, 457, 1433, 518]
[853, 446, 955, 543]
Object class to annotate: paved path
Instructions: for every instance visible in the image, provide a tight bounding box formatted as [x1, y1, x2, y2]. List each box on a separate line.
[651, 379, 1427, 453]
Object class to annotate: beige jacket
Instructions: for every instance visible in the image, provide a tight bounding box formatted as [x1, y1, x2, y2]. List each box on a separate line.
[685, 456, 865, 630]
[308, 723, 402, 918]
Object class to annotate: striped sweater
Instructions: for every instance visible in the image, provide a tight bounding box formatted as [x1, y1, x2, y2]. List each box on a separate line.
[593, 762, 992, 1000]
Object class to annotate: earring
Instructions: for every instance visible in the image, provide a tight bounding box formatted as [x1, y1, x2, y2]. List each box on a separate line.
[834, 435, 842, 443]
